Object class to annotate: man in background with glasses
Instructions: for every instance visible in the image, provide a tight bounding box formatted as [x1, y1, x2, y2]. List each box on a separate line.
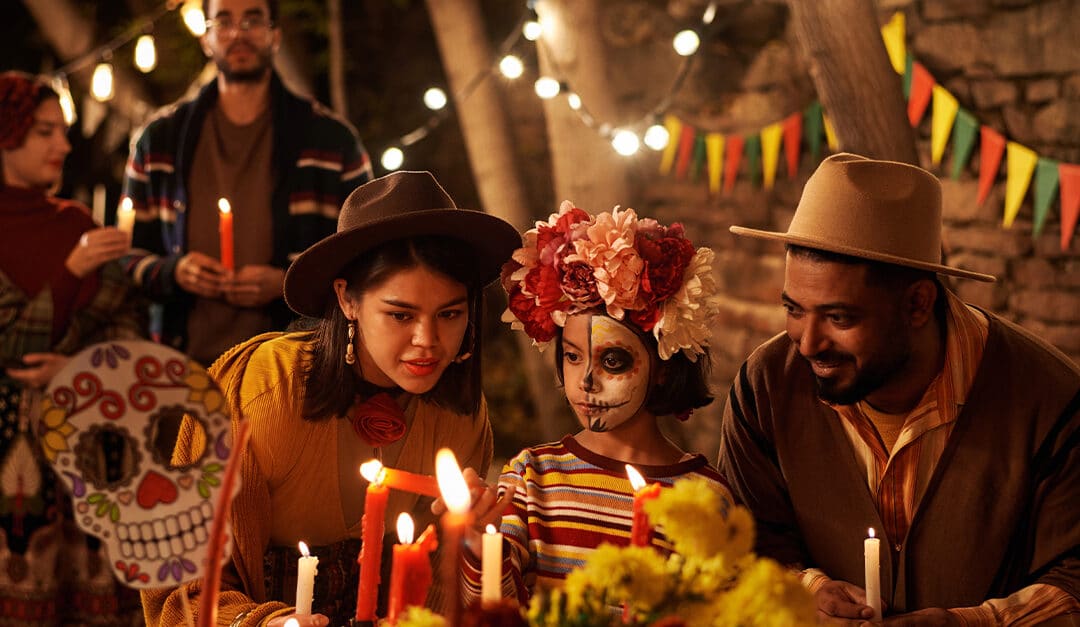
[120, 0, 373, 367]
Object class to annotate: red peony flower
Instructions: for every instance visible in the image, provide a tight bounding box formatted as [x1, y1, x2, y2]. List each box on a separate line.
[507, 284, 562, 343]
[558, 260, 603, 309]
[636, 232, 695, 305]
[628, 301, 663, 332]
[523, 264, 565, 308]
[351, 393, 407, 447]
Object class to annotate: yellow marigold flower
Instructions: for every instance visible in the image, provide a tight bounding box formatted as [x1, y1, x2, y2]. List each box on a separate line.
[566, 544, 671, 612]
[184, 363, 224, 414]
[38, 399, 75, 462]
[712, 559, 816, 627]
[393, 606, 446, 627]
[643, 477, 743, 559]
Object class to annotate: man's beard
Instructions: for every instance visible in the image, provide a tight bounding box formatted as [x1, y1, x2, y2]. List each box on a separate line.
[214, 48, 272, 84]
[810, 333, 912, 406]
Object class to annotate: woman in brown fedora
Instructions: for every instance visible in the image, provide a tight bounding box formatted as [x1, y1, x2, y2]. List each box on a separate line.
[141, 171, 520, 626]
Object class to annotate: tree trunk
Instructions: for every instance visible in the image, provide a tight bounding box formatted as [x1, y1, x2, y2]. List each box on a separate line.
[787, 0, 918, 164]
[326, 0, 348, 116]
[425, 0, 562, 440]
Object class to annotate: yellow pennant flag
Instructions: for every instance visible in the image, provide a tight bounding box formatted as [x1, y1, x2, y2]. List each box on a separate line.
[880, 12, 906, 75]
[1003, 141, 1038, 228]
[760, 122, 783, 190]
[705, 133, 725, 195]
[659, 115, 682, 176]
[823, 114, 839, 152]
[930, 85, 959, 166]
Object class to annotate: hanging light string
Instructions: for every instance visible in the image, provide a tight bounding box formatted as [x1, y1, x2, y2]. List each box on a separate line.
[53, 0, 179, 79]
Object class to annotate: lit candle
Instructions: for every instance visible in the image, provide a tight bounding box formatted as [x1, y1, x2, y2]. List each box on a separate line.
[295, 541, 318, 615]
[481, 523, 503, 605]
[865, 528, 882, 621]
[116, 197, 136, 236]
[435, 448, 473, 627]
[387, 514, 439, 623]
[217, 198, 234, 272]
[626, 464, 661, 547]
[359, 459, 441, 498]
[355, 462, 390, 622]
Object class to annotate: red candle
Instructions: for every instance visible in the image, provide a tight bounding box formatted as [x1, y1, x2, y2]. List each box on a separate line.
[355, 470, 389, 621]
[360, 459, 441, 498]
[387, 514, 438, 624]
[217, 198, 234, 272]
[626, 464, 661, 547]
[435, 449, 473, 626]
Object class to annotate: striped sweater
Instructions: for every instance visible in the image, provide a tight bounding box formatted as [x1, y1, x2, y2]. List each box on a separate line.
[462, 436, 730, 604]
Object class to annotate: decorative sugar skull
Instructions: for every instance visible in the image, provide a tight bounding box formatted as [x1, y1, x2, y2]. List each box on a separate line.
[42, 340, 234, 589]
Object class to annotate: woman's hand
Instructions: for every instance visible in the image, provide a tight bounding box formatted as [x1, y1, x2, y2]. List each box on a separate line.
[266, 613, 329, 627]
[5, 353, 70, 388]
[65, 227, 130, 278]
[431, 467, 515, 558]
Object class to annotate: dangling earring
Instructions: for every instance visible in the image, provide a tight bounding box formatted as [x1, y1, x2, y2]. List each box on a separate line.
[453, 351, 472, 364]
[453, 319, 475, 363]
[345, 320, 356, 365]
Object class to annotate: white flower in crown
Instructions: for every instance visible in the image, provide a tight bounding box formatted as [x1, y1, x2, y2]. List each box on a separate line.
[653, 247, 721, 361]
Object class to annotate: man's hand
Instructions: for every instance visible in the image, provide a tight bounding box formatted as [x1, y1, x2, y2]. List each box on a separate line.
[430, 467, 516, 559]
[175, 252, 227, 298]
[222, 264, 285, 308]
[266, 613, 329, 627]
[816, 579, 877, 623]
[65, 227, 130, 278]
[880, 608, 958, 626]
[6, 353, 70, 388]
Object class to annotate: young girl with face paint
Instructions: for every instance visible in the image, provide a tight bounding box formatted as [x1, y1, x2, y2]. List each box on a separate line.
[450, 202, 731, 604]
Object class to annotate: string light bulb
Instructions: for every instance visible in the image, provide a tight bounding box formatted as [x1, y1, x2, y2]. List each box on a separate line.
[134, 35, 157, 73]
[522, 19, 542, 41]
[534, 77, 560, 99]
[91, 62, 115, 102]
[611, 129, 641, 156]
[673, 29, 700, 56]
[182, 0, 206, 36]
[423, 87, 448, 111]
[380, 146, 404, 171]
[51, 75, 77, 126]
[498, 55, 524, 79]
[643, 124, 670, 151]
[566, 92, 582, 111]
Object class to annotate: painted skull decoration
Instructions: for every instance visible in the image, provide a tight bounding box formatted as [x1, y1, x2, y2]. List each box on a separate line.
[42, 340, 233, 588]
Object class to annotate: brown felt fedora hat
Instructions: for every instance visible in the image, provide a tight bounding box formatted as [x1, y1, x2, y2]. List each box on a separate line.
[284, 171, 521, 317]
[730, 152, 995, 282]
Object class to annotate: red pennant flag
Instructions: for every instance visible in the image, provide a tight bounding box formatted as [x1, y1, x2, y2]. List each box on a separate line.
[976, 126, 1006, 206]
[1060, 163, 1080, 252]
[674, 125, 696, 181]
[907, 62, 935, 127]
[723, 135, 745, 194]
[782, 112, 802, 178]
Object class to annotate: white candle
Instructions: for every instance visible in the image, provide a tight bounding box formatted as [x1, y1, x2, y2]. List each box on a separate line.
[92, 184, 106, 225]
[116, 197, 135, 235]
[481, 523, 503, 604]
[295, 541, 318, 615]
[864, 528, 882, 621]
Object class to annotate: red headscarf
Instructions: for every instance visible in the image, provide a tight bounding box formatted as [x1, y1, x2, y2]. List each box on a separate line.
[0, 72, 46, 150]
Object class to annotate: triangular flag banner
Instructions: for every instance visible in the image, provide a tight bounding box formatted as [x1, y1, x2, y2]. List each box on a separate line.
[950, 109, 978, 180]
[1059, 163, 1080, 251]
[907, 62, 935, 127]
[745, 135, 762, 187]
[659, 115, 682, 176]
[782, 112, 802, 178]
[1002, 141, 1037, 228]
[903, 53, 914, 99]
[705, 133, 724, 195]
[976, 126, 1006, 206]
[690, 132, 707, 182]
[930, 85, 959, 166]
[823, 114, 839, 152]
[760, 122, 783, 189]
[674, 124, 696, 181]
[880, 12, 906, 75]
[723, 135, 745, 194]
[803, 102, 824, 162]
[1032, 158, 1060, 238]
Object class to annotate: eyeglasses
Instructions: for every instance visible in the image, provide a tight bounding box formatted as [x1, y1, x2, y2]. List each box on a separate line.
[205, 15, 274, 34]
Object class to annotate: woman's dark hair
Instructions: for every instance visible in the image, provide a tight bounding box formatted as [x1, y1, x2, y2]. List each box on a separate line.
[301, 235, 484, 421]
[552, 317, 714, 418]
[0, 73, 60, 186]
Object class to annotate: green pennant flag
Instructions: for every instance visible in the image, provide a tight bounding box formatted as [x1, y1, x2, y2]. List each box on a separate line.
[950, 109, 979, 180]
[803, 101, 824, 163]
[690, 132, 707, 182]
[745, 134, 762, 187]
[1033, 157, 1061, 238]
[903, 52, 914, 99]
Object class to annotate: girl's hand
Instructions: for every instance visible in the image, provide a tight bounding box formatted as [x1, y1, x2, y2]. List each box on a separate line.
[266, 613, 329, 627]
[6, 353, 70, 388]
[65, 227, 130, 278]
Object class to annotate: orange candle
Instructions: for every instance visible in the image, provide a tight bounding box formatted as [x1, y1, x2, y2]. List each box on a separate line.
[360, 459, 440, 498]
[626, 465, 661, 547]
[217, 198, 234, 272]
[386, 514, 438, 624]
[355, 466, 390, 622]
[435, 449, 473, 627]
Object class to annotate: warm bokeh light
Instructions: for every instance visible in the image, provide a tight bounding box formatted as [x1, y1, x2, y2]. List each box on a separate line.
[566, 92, 582, 111]
[673, 29, 701, 56]
[134, 35, 157, 73]
[435, 448, 470, 514]
[522, 20, 542, 41]
[643, 124, 670, 151]
[381, 147, 404, 171]
[91, 63, 114, 102]
[611, 129, 641, 156]
[498, 55, 524, 79]
[397, 513, 415, 544]
[423, 87, 448, 111]
[534, 77, 560, 99]
[626, 464, 646, 491]
[51, 76, 76, 126]
[182, 1, 206, 37]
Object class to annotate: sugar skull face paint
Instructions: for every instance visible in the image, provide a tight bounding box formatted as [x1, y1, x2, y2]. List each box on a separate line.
[561, 313, 651, 432]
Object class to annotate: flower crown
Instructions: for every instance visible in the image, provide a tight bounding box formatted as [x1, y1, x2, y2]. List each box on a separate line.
[501, 201, 720, 361]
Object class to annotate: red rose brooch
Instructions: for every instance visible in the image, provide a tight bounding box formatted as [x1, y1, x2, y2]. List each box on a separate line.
[351, 393, 407, 447]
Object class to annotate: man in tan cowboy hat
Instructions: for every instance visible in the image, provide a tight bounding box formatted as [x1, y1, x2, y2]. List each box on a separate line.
[718, 153, 1079, 624]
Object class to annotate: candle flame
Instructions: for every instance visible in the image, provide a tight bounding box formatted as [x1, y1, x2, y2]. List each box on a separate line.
[284, 619, 300, 627]
[435, 448, 471, 514]
[625, 464, 646, 491]
[298, 541, 310, 557]
[217, 198, 231, 214]
[485, 524, 497, 535]
[359, 459, 385, 485]
[397, 513, 415, 544]
[119, 197, 133, 213]
[868, 528, 876, 538]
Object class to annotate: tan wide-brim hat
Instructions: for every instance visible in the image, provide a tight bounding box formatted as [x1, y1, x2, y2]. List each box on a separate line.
[284, 171, 522, 317]
[730, 152, 995, 282]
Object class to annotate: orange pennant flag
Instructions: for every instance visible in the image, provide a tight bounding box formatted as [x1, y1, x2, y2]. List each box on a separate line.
[761, 122, 783, 190]
[723, 135, 745, 194]
[1003, 141, 1038, 228]
[674, 125, 696, 181]
[1060, 163, 1080, 252]
[907, 62, 935, 127]
[782, 112, 802, 178]
[976, 126, 1006, 206]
